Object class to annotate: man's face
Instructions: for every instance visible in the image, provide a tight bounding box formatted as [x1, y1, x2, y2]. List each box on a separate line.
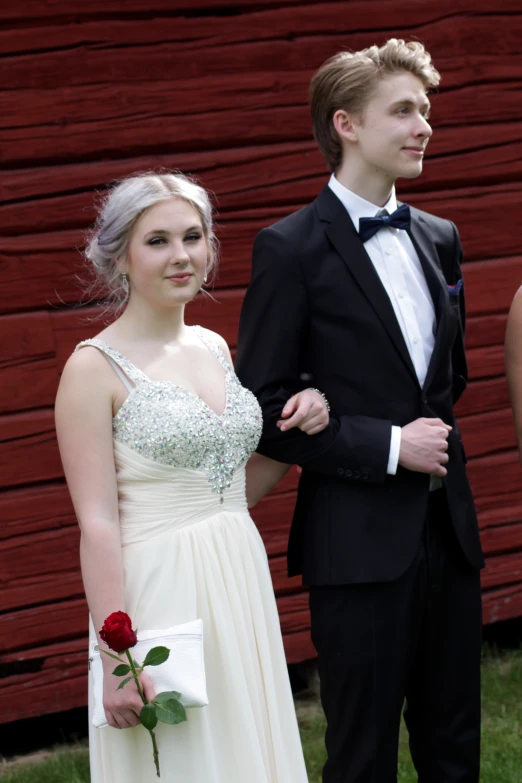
[352, 71, 433, 182]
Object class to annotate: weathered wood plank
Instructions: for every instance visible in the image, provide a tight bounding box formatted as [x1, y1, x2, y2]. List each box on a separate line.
[0, 527, 81, 611]
[0, 598, 87, 653]
[463, 315, 507, 349]
[466, 345, 505, 381]
[0, 669, 87, 724]
[464, 257, 522, 318]
[0, 0, 348, 23]
[467, 450, 522, 500]
[3, 11, 522, 90]
[0, 220, 522, 322]
[0, 311, 54, 365]
[3, 78, 522, 167]
[482, 583, 522, 625]
[0, 358, 58, 414]
[3, 1, 521, 54]
[0, 637, 86, 666]
[3, 138, 522, 239]
[459, 408, 516, 459]
[455, 377, 509, 418]
[0, 306, 511, 419]
[0, 409, 62, 487]
[282, 630, 315, 663]
[3, 481, 522, 612]
[0, 311, 58, 412]
[2, 120, 522, 208]
[0, 482, 74, 540]
[0, 486, 300, 612]
[270, 555, 305, 595]
[0, 571, 83, 614]
[481, 519, 522, 556]
[482, 551, 522, 590]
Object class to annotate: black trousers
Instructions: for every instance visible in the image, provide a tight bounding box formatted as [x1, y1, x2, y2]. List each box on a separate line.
[309, 490, 482, 783]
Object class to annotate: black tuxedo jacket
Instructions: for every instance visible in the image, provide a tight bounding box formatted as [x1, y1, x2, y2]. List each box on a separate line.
[235, 184, 484, 585]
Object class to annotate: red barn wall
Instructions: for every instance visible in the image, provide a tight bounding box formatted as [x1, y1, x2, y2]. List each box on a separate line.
[1, 0, 522, 723]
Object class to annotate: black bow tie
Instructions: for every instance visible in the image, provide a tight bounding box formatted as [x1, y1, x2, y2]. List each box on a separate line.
[358, 203, 411, 243]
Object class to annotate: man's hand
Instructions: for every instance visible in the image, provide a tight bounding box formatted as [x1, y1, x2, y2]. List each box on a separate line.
[399, 417, 452, 477]
[277, 389, 329, 435]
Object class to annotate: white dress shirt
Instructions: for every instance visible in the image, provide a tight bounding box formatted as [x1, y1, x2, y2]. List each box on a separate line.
[328, 174, 437, 477]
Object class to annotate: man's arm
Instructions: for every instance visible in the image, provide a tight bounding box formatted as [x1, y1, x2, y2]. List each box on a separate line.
[235, 226, 393, 484]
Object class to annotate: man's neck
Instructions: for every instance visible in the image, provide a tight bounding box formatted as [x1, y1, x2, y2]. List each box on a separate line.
[335, 159, 395, 208]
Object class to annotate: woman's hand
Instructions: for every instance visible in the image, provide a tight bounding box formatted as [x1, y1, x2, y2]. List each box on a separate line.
[277, 388, 329, 435]
[102, 657, 157, 729]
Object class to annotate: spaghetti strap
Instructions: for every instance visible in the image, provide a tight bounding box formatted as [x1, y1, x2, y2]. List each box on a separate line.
[105, 355, 134, 392]
[191, 325, 233, 373]
[75, 338, 148, 388]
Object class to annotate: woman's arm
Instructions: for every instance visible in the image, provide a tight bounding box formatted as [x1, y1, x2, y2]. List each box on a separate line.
[246, 388, 330, 507]
[505, 286, 522, 460]
[207, 330, 330, 505]
[245, 453, 291, 509]
[55, 348, 154, 728]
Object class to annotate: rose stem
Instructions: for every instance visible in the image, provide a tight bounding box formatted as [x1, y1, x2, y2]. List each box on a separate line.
[125, 649, 160, 777]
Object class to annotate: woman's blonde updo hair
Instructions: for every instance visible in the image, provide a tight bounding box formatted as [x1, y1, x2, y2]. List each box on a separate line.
[85, 171, 218, 307]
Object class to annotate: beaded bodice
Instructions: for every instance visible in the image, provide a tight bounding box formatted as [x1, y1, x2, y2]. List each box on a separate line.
[75, 327, 263, 501]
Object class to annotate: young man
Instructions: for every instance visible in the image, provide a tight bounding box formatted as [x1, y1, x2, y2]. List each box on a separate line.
[236, 39, 484, 782]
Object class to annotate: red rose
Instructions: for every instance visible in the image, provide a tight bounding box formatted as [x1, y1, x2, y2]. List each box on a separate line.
[99, 611, 138, 653]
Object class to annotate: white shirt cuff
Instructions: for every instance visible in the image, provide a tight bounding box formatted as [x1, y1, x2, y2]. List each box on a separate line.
[387, 426, 401, 475]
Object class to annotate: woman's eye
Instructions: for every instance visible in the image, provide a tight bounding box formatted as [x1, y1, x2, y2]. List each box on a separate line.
[148, 237, 166, 245]
[185, 233, 202, 242]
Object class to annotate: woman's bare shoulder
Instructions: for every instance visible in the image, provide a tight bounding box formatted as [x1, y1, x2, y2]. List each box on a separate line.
[196, 326, 233, 364]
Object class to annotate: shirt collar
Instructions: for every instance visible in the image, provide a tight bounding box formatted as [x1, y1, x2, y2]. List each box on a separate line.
[328, 174, 397, 229]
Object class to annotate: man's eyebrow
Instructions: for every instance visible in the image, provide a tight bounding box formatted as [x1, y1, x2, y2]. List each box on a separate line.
[391, 97, 431, 112]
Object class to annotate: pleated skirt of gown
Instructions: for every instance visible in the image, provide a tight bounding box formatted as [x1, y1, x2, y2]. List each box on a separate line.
[88, 442, 309, 782]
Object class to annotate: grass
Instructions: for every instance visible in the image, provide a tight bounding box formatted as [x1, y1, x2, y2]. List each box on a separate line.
[298, 646, 522, 783]
[0, 747, 89, 783]
[1, 648, 521, 782]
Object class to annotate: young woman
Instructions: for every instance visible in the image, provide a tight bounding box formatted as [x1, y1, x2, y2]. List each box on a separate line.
[55, 172, 329, 782]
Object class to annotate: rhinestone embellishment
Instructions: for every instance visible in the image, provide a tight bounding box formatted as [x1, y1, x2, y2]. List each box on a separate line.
[75, 328, 263, 502]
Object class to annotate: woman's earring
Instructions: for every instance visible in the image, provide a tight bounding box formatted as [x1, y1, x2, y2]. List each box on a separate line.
[121, 271, 130, 297]
[203, 271, 208, 284]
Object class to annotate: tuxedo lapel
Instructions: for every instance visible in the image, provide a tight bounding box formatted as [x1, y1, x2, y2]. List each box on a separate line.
[407, 210, 449, 390]
[316, 186, 419, 386]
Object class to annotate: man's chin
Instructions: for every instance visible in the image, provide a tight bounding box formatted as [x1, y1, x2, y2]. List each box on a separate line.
[396, 163, 424, 181]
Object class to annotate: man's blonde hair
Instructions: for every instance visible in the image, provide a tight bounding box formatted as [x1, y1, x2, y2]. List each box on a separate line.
[309, 39, 441, 172]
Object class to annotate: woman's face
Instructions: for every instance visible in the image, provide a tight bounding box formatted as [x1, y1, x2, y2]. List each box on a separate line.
[125, 197, 208, 308]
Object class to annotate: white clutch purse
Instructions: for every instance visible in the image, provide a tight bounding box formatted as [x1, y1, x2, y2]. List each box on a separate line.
[89, 618, 208, 728]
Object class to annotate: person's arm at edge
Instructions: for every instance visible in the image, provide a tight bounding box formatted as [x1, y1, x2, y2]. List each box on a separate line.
[505, 286, 522, 461]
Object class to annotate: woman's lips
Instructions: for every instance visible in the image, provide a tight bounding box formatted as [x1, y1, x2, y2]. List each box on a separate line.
[166, 274, 193, 283]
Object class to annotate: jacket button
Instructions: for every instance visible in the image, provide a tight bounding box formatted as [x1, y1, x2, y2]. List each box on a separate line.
[345, 469, 352, 478]
[337, 467, 344, 476]
[353, 470, 361, 479]
[422, 394, 428, 404]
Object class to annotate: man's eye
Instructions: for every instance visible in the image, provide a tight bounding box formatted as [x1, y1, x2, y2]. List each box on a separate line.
[397, 107, 409, 115]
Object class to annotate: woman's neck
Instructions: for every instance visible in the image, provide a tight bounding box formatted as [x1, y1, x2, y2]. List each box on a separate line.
[112, 297, 187, 345]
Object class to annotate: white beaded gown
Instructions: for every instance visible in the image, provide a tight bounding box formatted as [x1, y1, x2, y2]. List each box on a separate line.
[76, 327, 308, 783]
